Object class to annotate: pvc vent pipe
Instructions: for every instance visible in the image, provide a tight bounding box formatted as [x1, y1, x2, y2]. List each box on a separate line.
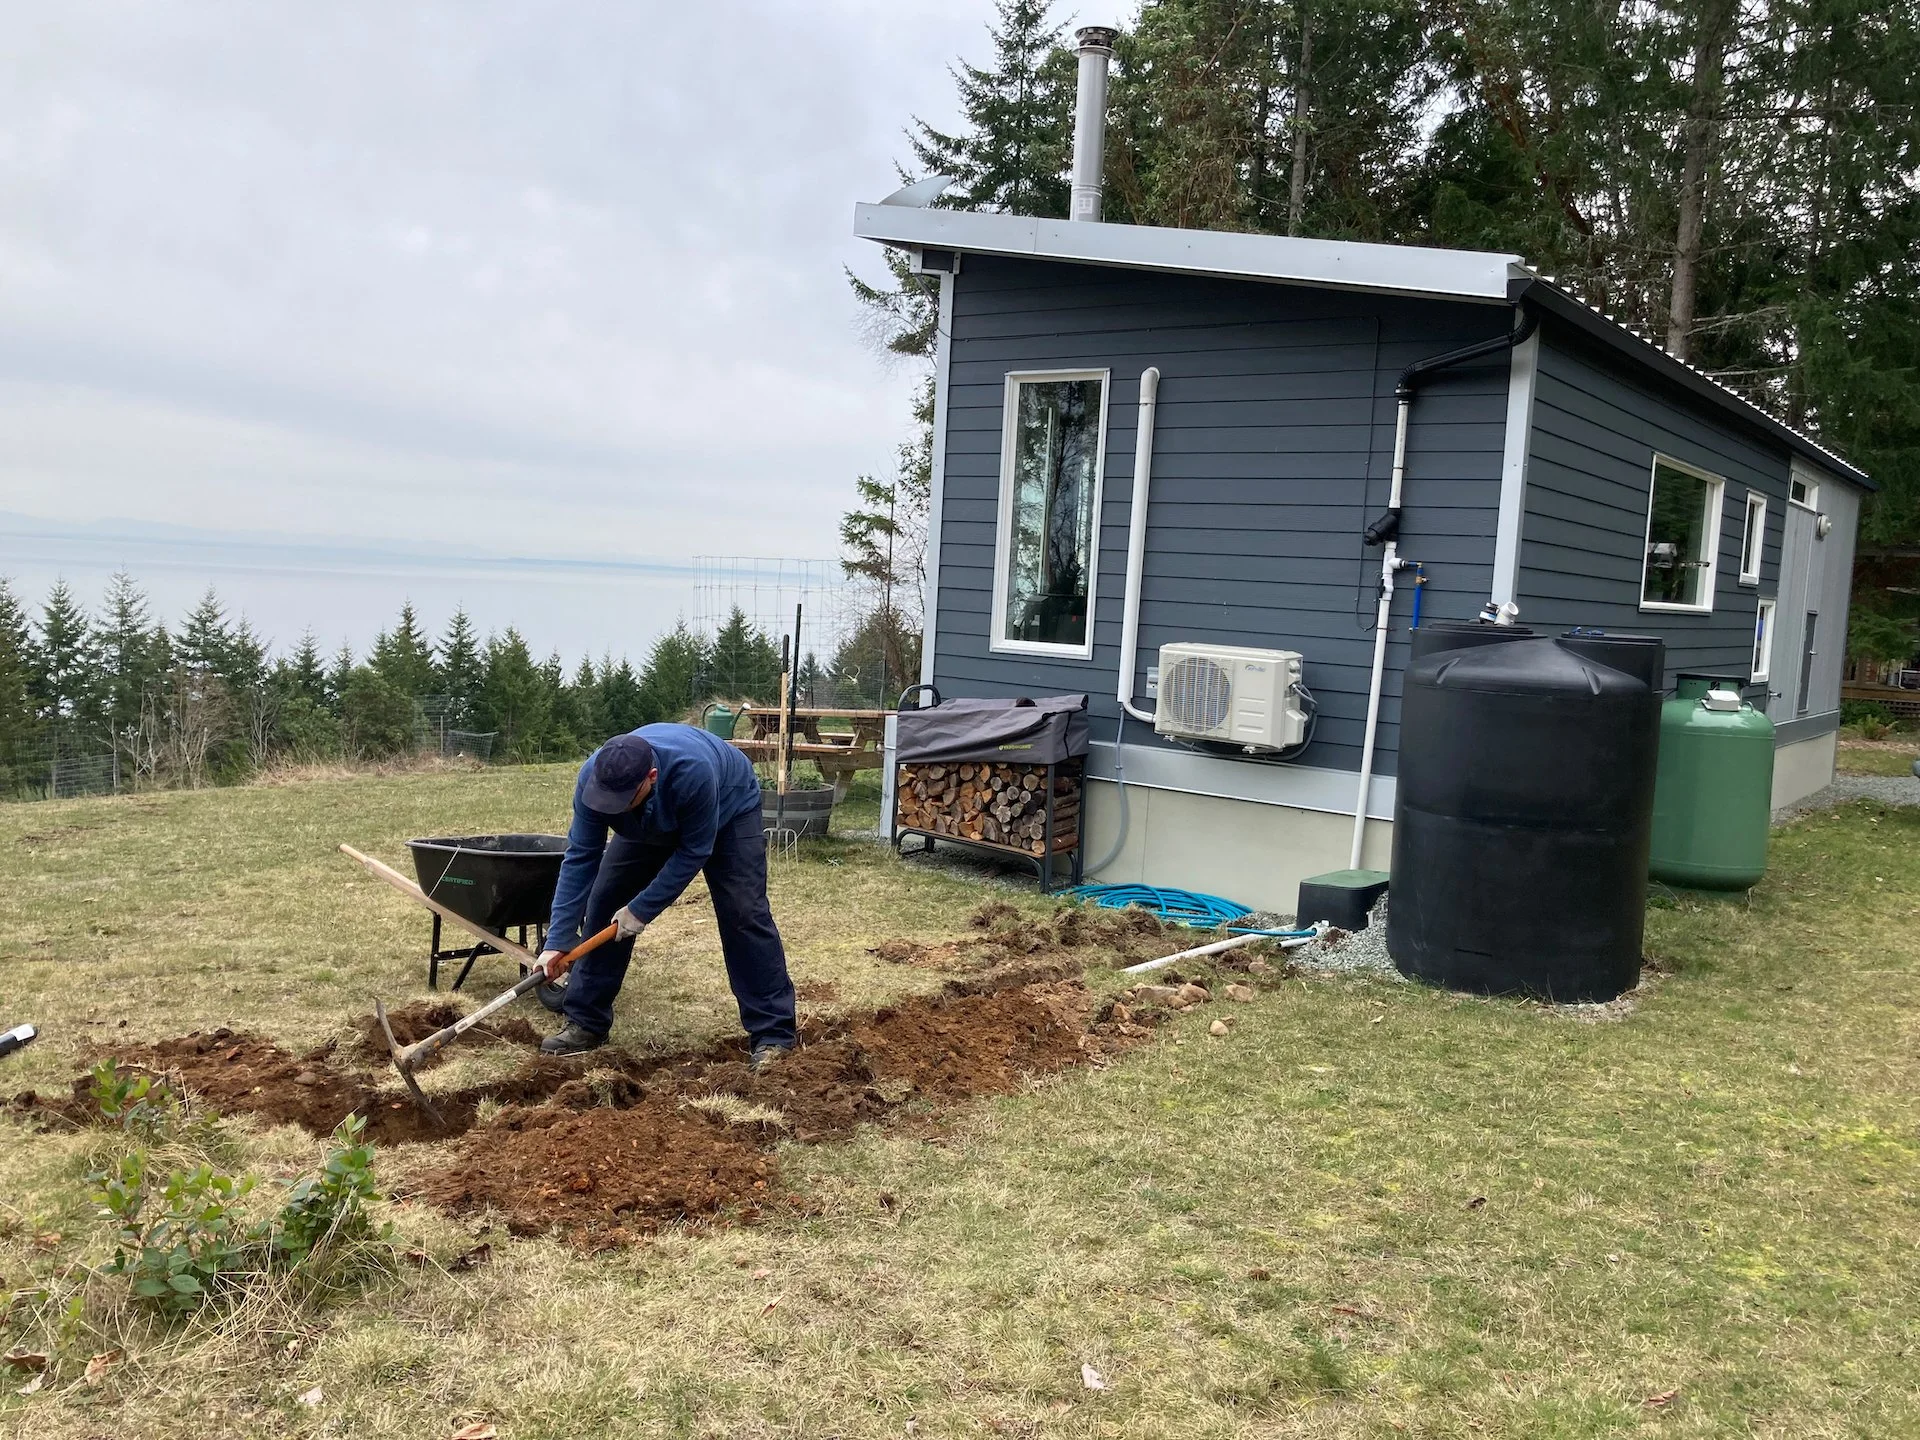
[1070, 26, 1118, 222]
[1117, 366, 1161, 723]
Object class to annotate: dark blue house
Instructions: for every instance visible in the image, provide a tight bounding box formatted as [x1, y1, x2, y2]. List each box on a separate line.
[854, 197, 1868, 911]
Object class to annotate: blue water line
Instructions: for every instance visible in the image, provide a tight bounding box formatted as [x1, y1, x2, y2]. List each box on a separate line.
[1065, 884, 1317, 938]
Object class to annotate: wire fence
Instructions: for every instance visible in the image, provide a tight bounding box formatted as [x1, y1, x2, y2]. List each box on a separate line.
[1, 741, 124, 802]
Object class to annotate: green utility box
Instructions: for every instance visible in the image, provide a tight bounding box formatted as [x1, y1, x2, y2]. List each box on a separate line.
[1649, 675, 1775, 890]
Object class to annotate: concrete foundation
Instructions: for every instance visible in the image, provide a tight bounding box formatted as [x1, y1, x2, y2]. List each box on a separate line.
[1771, 728, 1838, 809]
[1080, 777, 1390, 915]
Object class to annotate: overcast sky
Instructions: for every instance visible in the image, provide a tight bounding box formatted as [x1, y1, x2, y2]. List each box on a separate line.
[0, 1, 1013, 658]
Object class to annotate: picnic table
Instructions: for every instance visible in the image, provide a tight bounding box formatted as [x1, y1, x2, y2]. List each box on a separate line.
[726, 706, 892, 800]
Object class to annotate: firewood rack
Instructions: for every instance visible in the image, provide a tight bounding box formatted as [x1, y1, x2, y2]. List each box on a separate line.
[891, 757, 1086, 892]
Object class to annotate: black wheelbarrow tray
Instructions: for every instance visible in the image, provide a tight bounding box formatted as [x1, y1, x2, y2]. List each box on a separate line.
[405, 834, 568, 994]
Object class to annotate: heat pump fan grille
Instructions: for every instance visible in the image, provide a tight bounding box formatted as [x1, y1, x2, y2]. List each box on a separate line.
[1163, 655, 1232, 733]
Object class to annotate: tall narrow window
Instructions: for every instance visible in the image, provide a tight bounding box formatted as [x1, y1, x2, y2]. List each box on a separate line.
[1640, 456, 1725, 612]
[991, 371, 1108, 656]
[1751, 598, 1775, 682]
[1738, 492, 1766, 585]
[1797, 612, 1818, 715]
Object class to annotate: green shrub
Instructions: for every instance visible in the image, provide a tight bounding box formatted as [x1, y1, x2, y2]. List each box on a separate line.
[89, 1061, 185, 1141]
[90, 1116, 394, 1318]
[1841, 699, 1897, 729]
[94, 1152, 260, 1315]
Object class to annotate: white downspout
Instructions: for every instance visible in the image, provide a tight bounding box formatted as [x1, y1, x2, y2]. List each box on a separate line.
[1348, 396, 1413, 870]
[1117, 367, 1161, 723]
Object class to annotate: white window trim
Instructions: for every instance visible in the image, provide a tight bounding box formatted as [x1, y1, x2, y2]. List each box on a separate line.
[1788, 475, 1820, 511]
[1738, 490, 1767, 586]
[1751, 597, 1776, 682]
[989, 368, 1111, 660]
[1638, 453, 1727, 615]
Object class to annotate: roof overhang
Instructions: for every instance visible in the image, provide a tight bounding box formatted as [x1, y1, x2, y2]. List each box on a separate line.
[853, 202, 1525, 305]
[853, 201, 1872, 492]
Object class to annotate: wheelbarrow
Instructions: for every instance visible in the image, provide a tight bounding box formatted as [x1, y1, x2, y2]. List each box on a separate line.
[406, 833, 570, 1010]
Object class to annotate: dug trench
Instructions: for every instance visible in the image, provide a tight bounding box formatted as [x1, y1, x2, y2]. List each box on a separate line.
[11, 907, 1254, 1246]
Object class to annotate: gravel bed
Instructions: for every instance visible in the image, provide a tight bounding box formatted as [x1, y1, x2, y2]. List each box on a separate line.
[1772, 772, 1920, 825]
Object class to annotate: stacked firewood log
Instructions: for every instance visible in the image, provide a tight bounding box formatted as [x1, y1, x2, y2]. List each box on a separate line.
[895, 761, 1081, 855]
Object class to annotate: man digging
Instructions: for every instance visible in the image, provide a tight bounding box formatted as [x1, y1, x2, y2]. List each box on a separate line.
[534, 725, 799, 1069]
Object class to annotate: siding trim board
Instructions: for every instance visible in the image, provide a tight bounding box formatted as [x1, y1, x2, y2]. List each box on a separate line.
[1773, 709, 1841, 745]
[1086, 739, 1397, 820]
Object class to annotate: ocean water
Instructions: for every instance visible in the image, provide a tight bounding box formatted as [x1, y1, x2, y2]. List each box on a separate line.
[0, 517, 843, 666]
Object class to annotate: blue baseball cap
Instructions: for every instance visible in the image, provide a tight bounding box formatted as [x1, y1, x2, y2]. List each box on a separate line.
[580, 734, 655, 813]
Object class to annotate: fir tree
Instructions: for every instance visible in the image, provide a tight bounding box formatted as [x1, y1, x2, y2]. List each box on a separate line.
[93, 571, 169, 774]
[705, 608, 781, 703]
[30, 579, 100, 747]
[372, 601, 436, 701]
[434, 608, 484, 729]
[175, 588, 234, 675]
[0, 578, 38, 785]
[908, 0, 1075, 216]
[596, 654, 647, 734]
[476, 629, 553, 762]
[284, 630, 329, 705]
[636, 620, 707, 725]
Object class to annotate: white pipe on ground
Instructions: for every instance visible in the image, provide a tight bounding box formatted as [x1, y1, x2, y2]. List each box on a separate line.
[1117, 366, 1161, 724]
[1123, 926, 1325, 976]
[1069, 27, 1118, 222]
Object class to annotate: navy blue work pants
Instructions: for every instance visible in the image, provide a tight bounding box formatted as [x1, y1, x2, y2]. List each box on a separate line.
[563, 807, 797, 1047]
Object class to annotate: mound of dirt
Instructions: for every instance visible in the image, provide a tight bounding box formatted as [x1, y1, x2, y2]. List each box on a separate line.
[871, 904, 1176, 972]
[418, 1100, 774, 1243]
[352, 999, 543, 1064]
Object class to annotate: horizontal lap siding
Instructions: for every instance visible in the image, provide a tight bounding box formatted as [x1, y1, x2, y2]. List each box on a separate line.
[1516, 325, 1793, 694]
[932, 255, 1514, 777]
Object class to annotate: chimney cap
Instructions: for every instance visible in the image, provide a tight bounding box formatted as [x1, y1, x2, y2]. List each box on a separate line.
[1075, 25, 1119, 51]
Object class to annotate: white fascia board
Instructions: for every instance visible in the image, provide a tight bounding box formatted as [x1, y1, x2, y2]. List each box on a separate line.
[854, 203, 1523, 305]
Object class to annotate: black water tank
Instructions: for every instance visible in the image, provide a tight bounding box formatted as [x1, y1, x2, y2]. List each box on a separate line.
[1387, 623, 1664, 1002]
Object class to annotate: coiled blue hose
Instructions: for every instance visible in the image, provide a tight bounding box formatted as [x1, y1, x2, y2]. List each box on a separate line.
[1064, 883, 1317, 938]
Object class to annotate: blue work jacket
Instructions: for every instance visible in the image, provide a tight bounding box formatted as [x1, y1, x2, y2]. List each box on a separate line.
[545, 723, 762, 950]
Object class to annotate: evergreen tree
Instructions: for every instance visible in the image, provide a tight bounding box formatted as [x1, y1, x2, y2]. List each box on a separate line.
[636, 620, 707, 724]
[30, 580, 101, 749]
[705, 608, 782, 703]
[371, 601, 436, 701]
[595, 654, 647, 735]
[326, 642, 356, 711]
[476, 629, 554, 762]
[0, 578, 38, 789]
[434, 608, 484, 729]
[283, 630, 329, 706]
[908, 0, 1075, 216]
[93, 571, 169, 778]
[338, 666, 421, 759]
[175, 588, 234, 675]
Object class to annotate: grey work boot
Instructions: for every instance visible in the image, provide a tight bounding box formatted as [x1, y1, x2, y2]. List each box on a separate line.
[749, 1041, 796, 1074]
[541, 1022, 607, 1057]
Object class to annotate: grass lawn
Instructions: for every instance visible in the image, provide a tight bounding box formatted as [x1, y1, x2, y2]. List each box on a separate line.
[1836, 730, 1920, 776]
[2, 767, 1917, 1438]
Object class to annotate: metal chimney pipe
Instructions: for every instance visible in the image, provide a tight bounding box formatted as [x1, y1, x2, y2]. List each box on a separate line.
[1069, 25, 1117, 222]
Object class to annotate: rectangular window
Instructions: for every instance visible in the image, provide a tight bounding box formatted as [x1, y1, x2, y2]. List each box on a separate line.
[991, 371, 1109, 657]
[1789, 474, 1818, 509]
[1640, 456, 1726, 612]
[1738, 491, 1766, 585]
[1751, 598, 1775, 682]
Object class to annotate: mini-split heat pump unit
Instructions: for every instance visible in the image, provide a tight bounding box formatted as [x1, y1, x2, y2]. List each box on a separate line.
[1153, 643, 1308, 751]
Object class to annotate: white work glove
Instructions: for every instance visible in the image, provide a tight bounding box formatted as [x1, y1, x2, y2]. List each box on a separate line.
[613, 905, 647, 941]
[534, 949, 565, 982]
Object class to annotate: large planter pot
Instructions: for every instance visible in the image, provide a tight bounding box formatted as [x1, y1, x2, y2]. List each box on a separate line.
[761, 785, 833, 839]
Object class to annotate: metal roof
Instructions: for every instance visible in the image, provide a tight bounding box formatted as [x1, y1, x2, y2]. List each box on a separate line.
[853, 202, 1871, 490]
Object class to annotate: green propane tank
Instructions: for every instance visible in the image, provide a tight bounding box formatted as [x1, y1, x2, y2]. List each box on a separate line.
[703, 703, 736, 740]
[1649, 675, 1775, 889]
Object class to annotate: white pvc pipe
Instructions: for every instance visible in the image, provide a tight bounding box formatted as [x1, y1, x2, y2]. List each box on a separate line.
[1117, 366, 1161, 724]
[1123, 927, 1324, 976]
[1349, 390, 1416, 870]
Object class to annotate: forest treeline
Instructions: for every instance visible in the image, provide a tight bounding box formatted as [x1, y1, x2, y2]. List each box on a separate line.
[0, 573, 896, 797]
